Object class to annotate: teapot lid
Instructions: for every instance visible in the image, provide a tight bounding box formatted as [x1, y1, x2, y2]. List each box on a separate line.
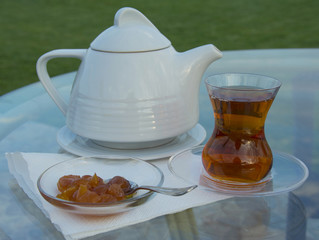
[90, 8, 171, 52]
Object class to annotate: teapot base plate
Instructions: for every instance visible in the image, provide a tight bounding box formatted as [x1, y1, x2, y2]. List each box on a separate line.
[92, 137, 176, 150]
[56, 124, 206, 160]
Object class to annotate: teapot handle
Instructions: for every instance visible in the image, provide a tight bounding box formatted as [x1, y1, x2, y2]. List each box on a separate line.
[36, 49, 86, 115]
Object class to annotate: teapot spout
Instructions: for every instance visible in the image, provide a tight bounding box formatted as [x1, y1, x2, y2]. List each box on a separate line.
[179, 44, 222, 79]
[176, 44, 222, 115]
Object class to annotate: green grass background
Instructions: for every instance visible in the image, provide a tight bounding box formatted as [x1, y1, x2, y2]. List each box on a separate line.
[1, 0, 319, 96]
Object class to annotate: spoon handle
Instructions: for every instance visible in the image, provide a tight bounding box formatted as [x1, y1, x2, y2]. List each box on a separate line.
[136, 185, 197, 196]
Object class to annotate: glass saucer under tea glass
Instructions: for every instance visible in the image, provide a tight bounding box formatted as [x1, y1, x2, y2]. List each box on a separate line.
[168, 146, 308, 196]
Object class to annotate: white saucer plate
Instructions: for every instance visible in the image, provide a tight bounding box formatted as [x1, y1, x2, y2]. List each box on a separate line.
[57, 124, 206, 160]
[168, 146, 309, 196]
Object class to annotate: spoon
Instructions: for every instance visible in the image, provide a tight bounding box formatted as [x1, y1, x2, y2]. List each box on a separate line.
[126, 183, 197, 196]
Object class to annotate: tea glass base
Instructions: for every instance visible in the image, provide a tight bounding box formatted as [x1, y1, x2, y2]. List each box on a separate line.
[200, 170, 272, 193]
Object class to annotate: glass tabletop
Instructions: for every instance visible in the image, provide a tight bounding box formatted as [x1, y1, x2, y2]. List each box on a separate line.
[0, 49, 319, 239]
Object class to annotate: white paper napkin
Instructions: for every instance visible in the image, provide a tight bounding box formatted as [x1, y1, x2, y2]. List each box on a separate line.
[6, 152, 230, 240]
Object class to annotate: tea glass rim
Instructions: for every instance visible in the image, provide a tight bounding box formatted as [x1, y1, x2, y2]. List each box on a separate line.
[205, 73, 282, 91]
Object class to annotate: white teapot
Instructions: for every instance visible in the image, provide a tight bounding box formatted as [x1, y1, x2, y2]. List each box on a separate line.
[36, 7, 222, 149]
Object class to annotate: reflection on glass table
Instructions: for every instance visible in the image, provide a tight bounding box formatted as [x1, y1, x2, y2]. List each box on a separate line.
[0, 49, 319, 239]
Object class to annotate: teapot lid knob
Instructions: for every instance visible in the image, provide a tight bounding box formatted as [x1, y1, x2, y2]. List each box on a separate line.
[90, 7, 171, 52]
[114, 7, 155, 28]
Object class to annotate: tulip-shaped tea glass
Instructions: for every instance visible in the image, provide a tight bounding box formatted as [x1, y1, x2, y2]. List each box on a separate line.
[202, 73, 281, 184]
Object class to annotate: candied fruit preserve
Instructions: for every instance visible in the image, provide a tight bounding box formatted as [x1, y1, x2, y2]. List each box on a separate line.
[56, 174, 133, 203]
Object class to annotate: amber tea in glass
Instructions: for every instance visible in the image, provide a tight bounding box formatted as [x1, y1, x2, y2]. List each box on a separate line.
[202, 74, 281, 183]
